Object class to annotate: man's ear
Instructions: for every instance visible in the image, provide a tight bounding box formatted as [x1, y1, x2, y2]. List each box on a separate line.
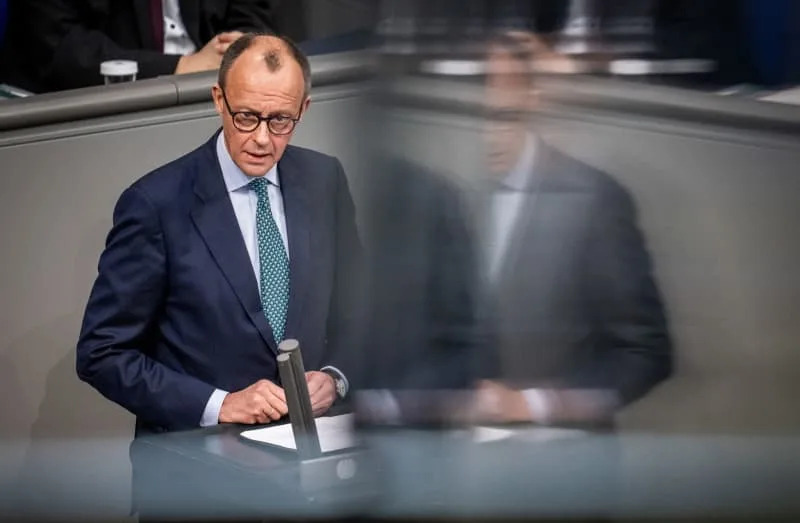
[211, 84, 224, 116]
[300, 96, 311, 117]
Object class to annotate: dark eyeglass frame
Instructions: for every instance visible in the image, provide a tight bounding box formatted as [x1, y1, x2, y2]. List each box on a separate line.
[220, 88, 303, 135]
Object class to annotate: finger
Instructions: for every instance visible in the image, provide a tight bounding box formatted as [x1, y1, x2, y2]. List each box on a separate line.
[263, 381, 287, 403]
[249, 393, 272, 423]
[312, 396, 333, 416]
[310, 386, 334, 411]
[217, 31, 243, 43]
[263, 404, 282, 421]
[263, 389, 288, 416]
[244, 398, 268, 424]
[306, 374, 325, 397]
[308, 379, 333, 407]
[255, 380, 286, 403]
[253, 393, 281, 421]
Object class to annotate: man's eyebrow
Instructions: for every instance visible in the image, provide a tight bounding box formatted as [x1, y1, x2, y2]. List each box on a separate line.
[233, 107, 291, 118]
[229, 102, 297, 117]
[230, 102, 258, 113]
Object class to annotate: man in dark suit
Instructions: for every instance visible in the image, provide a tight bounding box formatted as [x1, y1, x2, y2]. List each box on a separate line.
[1, 0, 274, 92]
[476, 32, 672, 425]
[76, 33, 360, 434]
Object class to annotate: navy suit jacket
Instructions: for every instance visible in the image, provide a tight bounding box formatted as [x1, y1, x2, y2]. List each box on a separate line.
[479, 142, 672, 405]
[76, 132, 362, 433]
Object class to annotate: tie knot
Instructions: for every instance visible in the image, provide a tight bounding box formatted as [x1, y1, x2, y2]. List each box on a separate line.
[249, 177, 269, 197]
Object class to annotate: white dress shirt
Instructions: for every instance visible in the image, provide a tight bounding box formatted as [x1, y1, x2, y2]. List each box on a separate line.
[200, 134, 346, 426]
[216, 134, 289, 269]
[485, 134, 555, 423]
[485, 133, 538, 282]
[162, 0, 197, 55]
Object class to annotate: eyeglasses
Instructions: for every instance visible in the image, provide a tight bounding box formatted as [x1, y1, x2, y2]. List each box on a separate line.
[220, 89, 302, 135]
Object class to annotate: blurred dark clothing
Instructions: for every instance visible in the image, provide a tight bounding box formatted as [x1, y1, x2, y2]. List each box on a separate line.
[0, 0, 6, 48]
[653, 0, 800, 87]
[0, 0, 274, 93]
[478, 141, 672, 406]
[654, 0, 756, 87]
[355, 157, 483, 391]
[739, 0, 800, 87]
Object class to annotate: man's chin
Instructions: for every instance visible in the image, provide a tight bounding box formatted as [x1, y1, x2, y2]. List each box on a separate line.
[487, 154, 511, 175]
[242, 160, 275, 177]
[487, 163, 510, 177]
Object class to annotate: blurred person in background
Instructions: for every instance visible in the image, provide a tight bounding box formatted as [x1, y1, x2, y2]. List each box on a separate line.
[0, 0, 275, 93]
[352, 152, 483, 426]
[476, 31, 672, 426]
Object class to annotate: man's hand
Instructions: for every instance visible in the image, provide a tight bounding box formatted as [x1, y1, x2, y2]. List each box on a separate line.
[474, 380, 534, 424]
[218, 379, 288, 424]
[306, 371, 336, 417]
[174, 31, 244, 75]
[214, 31, 244, 53]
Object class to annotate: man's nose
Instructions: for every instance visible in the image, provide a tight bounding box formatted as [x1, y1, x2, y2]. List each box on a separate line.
[252, 121, 272, 147]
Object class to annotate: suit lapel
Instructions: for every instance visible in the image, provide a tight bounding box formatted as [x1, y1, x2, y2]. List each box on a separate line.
[190, 135, 277, 352]
[494, 139, 552, 291]
[278, 149, 312, 341]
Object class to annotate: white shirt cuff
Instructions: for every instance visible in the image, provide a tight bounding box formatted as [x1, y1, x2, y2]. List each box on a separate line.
[200, 388, 229, 427]
[320, 365, 349, 397]
[521, 388, 554, 424]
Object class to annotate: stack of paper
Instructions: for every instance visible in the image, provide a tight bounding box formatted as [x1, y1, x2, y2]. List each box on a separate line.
[240, 413, 357, 453]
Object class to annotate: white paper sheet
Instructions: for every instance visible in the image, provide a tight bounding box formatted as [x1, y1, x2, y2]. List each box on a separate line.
[240, 413, 357, 453]
[470, 426, 588, 444]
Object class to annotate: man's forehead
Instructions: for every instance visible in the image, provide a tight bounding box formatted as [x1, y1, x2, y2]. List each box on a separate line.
[228, 57, 303, 91]
[229, 41, 301, 78]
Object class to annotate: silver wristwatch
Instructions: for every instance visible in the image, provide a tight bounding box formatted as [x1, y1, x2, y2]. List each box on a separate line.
[323, 369, 347, 400]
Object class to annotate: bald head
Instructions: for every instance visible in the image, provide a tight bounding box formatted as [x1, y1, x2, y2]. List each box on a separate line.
[218, 34, 311, 98]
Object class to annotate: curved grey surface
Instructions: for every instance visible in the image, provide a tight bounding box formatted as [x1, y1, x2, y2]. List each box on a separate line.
[384, 75, 800, 138]
[5, 45, 800, 137]
[0, 50, 375, 131]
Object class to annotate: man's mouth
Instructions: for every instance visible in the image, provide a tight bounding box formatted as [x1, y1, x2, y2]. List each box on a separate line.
[245, 151, 269, 161]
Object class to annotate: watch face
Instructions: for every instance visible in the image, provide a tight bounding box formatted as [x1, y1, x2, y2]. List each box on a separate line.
[335, 379, 347, 399]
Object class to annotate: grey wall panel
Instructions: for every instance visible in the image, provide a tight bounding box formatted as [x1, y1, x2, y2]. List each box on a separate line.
[0, 112, 219, 518]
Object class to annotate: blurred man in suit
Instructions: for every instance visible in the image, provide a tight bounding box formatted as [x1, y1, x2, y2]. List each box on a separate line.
[476, 31, 672, 425]
[76, 33, 360, 434]
[1, 0, 274, 92]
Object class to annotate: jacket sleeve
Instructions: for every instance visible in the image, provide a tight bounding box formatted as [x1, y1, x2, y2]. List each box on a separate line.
[322, 158, 365, 385]
[565, 177, 673, 405]
[76, 185, 214, 430]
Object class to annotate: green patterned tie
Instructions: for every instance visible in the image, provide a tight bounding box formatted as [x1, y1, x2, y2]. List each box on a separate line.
[249, 177, 290, 343]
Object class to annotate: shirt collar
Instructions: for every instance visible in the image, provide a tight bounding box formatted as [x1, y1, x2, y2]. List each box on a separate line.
[216, 132, 279, 193]
[501, 132, 537, 191]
